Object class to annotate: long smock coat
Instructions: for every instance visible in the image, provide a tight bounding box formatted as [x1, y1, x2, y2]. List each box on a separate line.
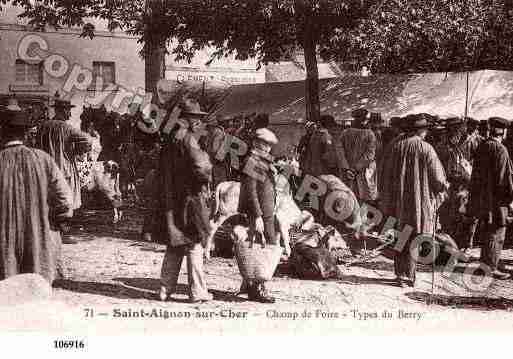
[338, 128, 378, 202]
[37, 115, 91, 209]
[0, 143, 73, 283]
[469, 138, 513, 226]
[379, 135, 448, 234]
[154, 126, 213, 247]
[302, 128, 335, 177]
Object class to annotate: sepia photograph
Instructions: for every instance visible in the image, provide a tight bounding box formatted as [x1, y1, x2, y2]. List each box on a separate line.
[1, 0, 513, 352]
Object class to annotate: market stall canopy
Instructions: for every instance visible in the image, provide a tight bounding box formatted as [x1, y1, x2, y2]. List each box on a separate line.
[157, 79, 232, 117]
[215, 70, 513, 123]
[213, 79, 332, 124]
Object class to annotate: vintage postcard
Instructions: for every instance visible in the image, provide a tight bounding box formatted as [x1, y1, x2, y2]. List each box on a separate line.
[1, 1, 513, 352]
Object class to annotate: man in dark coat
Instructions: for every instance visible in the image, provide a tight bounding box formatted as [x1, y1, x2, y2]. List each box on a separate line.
[338, 108, 378, 202]
[302, 115, 337, 178]
[37, 93, 91, 211]
[462, 117, 482, 166]
[297, 121, 316, 171]
[380, 114, 449, 287]
[157, 99, 213, 303]
[0, 107, 73, 284]
[435, 118, 475, 250]
[201, 117, 230, 189]
[469, 117, 513, 280]
[238, 127, 279, 303]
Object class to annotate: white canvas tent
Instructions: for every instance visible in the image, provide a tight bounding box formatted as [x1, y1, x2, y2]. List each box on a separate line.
[215, 70, 513, 123]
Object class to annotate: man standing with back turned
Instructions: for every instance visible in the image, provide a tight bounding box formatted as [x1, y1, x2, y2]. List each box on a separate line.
[380, 114, 449, 288]
[0, 106, 73, 284]
[469, 117, 513, 280]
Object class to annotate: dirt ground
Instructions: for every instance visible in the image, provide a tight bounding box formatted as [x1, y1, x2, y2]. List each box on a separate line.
[9, 207, 513, 334]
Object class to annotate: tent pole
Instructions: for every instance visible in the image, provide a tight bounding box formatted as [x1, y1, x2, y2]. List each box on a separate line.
[464, 71, 470, 118]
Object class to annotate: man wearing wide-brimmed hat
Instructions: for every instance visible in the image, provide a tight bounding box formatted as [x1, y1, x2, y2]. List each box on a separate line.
[380, 114, 449, 288]
[338, 108, 378, 203]
[157, 98, 213, 303]
[435, 117, 471, 184]
[37, 92, 91, 216]
[238, 127, 279, 303]
[469, 117, 513, 280]
[461, 117, 481, 164]
[435, 117, 476, 251]
[0, 106, 73, 284]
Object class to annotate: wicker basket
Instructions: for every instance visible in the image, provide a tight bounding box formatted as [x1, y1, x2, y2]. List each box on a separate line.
[234, 239, 282, 282]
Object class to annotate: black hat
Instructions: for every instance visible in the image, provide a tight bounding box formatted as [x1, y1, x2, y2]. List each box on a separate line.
[489, 117, 509, 130]
[0, 108, 31, 127]
[52, 99, 75, 109]
[404, 114, 432, 130]
[320, 114, 337, 128]
[390, 116, 402, 128]
[479, 120, 490, 130]
[445, 117, 465, 127]
[51, 92, 75, 109]
[351, 108, 369, 119]
[465, 117, 479, 127]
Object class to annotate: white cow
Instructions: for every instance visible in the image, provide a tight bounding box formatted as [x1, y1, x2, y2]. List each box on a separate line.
[206, 173, 314, 258]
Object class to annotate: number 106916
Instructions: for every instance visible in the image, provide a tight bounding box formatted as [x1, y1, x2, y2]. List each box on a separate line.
[54, 340, 85, 349]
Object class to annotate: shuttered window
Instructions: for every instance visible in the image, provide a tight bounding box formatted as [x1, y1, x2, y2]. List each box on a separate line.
[15, 59, 43, 85]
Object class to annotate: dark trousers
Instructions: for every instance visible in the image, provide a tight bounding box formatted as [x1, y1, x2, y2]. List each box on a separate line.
[480, 222, 506, 271]
[394, 235, 419, 283]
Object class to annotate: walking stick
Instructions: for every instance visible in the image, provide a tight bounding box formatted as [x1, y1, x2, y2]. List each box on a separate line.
[429, 199, 439, 306]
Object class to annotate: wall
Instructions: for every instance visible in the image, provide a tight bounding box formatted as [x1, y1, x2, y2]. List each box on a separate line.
[0, 6, 145, 128]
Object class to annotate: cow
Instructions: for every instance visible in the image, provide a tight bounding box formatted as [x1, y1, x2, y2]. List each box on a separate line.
[206, 172, 315, 259]
[83, 160, 123, 224]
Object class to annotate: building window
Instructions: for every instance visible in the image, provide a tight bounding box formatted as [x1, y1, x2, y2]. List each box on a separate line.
[92, 61, 116, 86]
[15, 59, 43, 85]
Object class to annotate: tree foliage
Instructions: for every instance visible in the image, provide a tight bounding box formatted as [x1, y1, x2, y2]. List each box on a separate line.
[339, 0, 513, 73]
[4, 0, 513, 118]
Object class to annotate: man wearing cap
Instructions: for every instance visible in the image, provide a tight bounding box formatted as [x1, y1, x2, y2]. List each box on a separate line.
[380, 114, 449, 287]
[37, 94, 91, 213]
[338, 108, 378, 203]
[157, 98, 213, 303]
[469, 117, 513, 280]
[0, 107, 73, 284]
[238, 127, 279, 303]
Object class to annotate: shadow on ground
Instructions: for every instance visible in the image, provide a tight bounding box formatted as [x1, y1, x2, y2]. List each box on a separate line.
[69, 208, 145, 242]
[54, 277, 246, 303]
[406, 291, 513, 311]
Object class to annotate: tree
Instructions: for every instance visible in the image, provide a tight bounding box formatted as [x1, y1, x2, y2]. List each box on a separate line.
[338, 0, 513, 73]
[170, 0, 375, 122]
[3, 0, 377, 122]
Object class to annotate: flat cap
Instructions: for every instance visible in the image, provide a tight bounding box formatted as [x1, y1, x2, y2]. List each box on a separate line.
[255, 128, 278, 145]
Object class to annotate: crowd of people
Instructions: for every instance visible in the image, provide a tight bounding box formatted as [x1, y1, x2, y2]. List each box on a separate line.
[297, 109, 513, 287]
[2, 90, 513, 304]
